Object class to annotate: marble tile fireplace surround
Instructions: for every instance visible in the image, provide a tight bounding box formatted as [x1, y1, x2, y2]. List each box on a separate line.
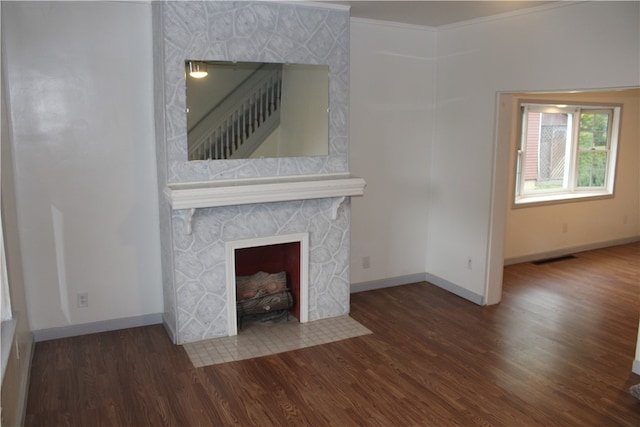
[152, 1, 364, 344]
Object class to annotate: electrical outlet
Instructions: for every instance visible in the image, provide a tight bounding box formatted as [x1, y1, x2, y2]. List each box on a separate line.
[77, 292, 89, 308]
[362, 256, 371, 269]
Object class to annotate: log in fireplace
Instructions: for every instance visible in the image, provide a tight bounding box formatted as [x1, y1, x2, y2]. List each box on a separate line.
[236, 271, 294, 329]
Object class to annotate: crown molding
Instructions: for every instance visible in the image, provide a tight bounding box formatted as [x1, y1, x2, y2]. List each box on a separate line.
[438, 1, 587, 31]
[350, 16, 437, 32]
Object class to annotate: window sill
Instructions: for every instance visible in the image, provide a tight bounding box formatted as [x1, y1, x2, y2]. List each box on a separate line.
[514, 192, 614, 208]
[1, 316, 17, 385]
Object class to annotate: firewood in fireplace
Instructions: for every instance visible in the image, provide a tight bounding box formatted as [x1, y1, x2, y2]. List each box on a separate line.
[237, 290, 293, 317]
[236, 271, 293, 328]
[236, 271, 287, 300]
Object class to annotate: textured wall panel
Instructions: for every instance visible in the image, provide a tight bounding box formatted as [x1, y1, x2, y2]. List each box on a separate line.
[158, 1, 349, 182]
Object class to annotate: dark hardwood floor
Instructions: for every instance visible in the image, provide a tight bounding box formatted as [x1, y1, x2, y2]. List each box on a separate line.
[25, 242, 640, 426]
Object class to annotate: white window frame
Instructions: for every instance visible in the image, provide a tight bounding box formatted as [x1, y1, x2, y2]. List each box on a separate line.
[515, 102, 621, 206]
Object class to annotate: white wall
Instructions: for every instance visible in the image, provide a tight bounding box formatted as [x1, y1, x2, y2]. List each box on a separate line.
[429, 1, 640, 300]
[349, 19, 435, 285]
[2, 2, 162, 331]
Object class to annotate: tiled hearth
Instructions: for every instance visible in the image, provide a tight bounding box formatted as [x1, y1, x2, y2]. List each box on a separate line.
[184, 315, 371, 367]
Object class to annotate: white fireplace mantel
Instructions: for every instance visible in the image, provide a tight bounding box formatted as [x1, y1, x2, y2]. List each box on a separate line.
[164, 173, 366, 233]
[165, 173, 365, 210]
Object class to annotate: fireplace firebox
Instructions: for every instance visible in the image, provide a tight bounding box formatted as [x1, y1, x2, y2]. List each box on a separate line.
[226, 233, 309, 336]
[235, 241, 301, 328]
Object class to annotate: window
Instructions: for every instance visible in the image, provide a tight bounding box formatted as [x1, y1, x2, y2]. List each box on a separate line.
[515, 102, 620, 205]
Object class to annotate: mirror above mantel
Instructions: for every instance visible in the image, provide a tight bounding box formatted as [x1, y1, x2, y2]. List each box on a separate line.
[186, 61, 329, 161]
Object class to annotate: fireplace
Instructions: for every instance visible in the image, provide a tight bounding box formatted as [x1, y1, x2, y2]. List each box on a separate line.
[226, 233, 309, 336]
[153, 2, 363, 344]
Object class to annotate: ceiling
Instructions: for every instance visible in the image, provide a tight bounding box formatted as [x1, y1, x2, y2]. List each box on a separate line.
[325, 1, 556, 27]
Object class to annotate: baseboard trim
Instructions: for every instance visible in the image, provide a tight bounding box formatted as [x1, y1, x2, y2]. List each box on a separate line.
[424, 273, 484, 305]
[504, 236, 640, 266]
[350, 273, 427, 294]
[351, 272, 483, 306]
[32, 313, 163, 342]
[162, 314, 178, 344]
[633, 359, 640, 376]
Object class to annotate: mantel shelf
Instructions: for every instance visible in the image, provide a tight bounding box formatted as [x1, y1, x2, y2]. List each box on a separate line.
[164, 173, 366, 211]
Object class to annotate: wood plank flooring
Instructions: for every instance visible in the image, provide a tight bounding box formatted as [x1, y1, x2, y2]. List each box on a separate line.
[25, 242, 640, 426]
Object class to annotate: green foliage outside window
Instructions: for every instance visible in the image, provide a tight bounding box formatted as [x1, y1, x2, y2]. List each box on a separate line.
[578, 151, 607, 187]
[577, 112, 610, 187]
